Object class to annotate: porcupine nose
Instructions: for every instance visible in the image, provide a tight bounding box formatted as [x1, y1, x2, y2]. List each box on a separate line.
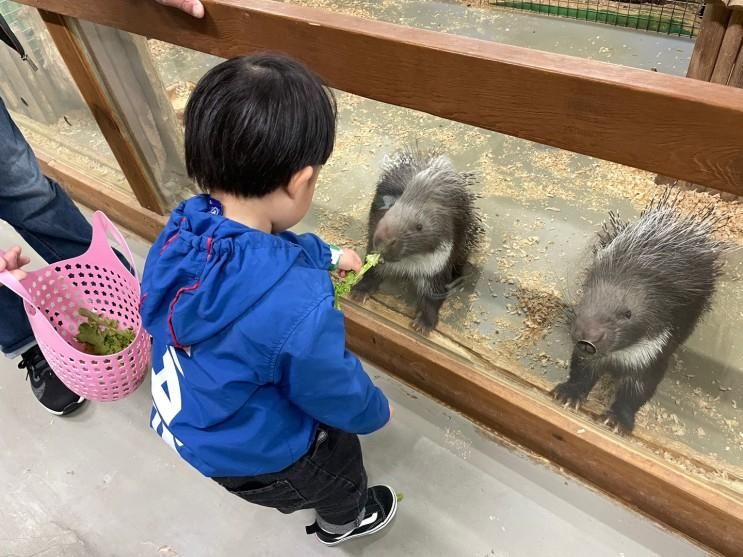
[373, 221, 398, 252]
[577, 340, 598, 355]
[576, 327, 605, 355]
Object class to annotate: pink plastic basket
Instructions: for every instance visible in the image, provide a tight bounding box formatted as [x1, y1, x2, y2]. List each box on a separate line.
[0, 211, 149, 402]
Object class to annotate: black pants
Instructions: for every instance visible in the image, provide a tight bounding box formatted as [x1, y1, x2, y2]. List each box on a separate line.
[213, 426, 368, 532]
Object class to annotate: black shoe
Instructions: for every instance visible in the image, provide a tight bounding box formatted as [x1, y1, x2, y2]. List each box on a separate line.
[19, 345, 86, 416]
[306, 485, 398, 546]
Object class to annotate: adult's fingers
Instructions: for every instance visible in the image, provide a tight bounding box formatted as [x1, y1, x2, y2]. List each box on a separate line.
[154, 0, 205, 18]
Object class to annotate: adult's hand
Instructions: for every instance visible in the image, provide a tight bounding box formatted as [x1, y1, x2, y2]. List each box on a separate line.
[0, 246, 30, 281]
[153, 0, 205, 18]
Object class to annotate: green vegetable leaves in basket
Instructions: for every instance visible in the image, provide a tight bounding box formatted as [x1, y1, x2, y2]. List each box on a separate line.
[75, 308, 135, 356]
[333, 253, 382, 310]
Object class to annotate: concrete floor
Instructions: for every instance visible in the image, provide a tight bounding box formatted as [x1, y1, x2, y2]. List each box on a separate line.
[0, 216, 709, 557]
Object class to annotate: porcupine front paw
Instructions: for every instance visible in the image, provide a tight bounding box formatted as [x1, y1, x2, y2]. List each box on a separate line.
[350, 275, 378, 304]
[601, 409, 635, 435]
[350, 288, 370, 304]
[411, 311, 436, 336]
[550, 382, 587, 410]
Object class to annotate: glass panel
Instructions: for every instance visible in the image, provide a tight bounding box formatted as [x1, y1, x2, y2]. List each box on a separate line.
[143, 9, 741, 497]
[0, 1, 128, 193]
[148, 39, 221, 124]
[288, 0, 694, 74]
[311, 89, 741, 475]
[321, 92, 743, 495]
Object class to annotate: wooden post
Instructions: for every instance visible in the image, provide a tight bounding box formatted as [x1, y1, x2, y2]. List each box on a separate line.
[37, 10, 166, 214]
[70, 19, 195, 209]
[657, 1, 743, 197]
[687, 2, 732, 81]
[731, 37, 743, 85]
[711, 11, 743, 83]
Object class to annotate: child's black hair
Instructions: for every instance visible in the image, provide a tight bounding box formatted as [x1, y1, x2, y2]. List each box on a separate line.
[184, 54, 337, 197]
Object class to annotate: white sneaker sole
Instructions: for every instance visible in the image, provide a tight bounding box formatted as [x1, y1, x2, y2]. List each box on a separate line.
[320, 485, 398, 547]
[44, 395, 86, 416]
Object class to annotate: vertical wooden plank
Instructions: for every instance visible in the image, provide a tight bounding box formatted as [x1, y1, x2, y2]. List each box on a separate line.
[37, 9, 165, 214]
[71, 19, 195, 209]
[711, 11, 743, 83]
[687, 2, 732, 81]
[731, 37, 743, 86]
[657, 4, 741, 193]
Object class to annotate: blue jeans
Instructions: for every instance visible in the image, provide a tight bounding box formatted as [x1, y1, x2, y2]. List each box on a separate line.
[0, 96, 93, 356]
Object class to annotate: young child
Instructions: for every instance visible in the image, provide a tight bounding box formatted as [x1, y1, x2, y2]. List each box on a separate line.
[140, 54, 396, 546]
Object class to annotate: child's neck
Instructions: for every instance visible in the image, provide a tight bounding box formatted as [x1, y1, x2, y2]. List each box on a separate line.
[210, 191, 273, 234]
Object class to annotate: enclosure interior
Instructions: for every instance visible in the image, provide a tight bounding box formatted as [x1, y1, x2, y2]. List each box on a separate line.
[1, 0, 741, 502]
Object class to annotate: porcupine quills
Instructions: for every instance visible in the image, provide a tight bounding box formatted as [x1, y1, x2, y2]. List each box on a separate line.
[352, 147, 483, 335]
[552, 190, 731, 434]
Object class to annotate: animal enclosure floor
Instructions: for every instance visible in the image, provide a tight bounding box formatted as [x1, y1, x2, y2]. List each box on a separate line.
[0, 220, 707, 557]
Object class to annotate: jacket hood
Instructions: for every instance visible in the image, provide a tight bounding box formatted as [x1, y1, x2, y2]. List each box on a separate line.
[141, 196, 302, 347]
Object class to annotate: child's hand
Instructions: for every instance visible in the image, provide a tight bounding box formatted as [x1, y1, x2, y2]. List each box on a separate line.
[337, 248, 362, 277]
[0, 247, 30, 281]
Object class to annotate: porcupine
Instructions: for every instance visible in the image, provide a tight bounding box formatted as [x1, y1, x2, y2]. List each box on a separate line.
[552, 190, 730, 434]
[352, 147, 483, 335]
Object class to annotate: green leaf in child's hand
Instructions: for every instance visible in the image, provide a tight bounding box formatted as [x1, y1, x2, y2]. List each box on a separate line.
[332, 253, 382, 309]
[75, 308, 135, 355]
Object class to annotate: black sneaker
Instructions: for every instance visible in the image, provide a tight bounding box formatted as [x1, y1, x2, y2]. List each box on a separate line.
[306, 485, 398, 546]
[19, 345, 86, 416]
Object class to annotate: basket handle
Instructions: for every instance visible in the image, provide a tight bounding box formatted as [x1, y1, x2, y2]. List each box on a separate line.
[90, 211, 139, 280]
[0, 249, 36, 309]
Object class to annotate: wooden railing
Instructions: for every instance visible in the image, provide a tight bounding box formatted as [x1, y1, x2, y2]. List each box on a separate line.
[18, 0, 743, 196]
[11, 1, 743, 554]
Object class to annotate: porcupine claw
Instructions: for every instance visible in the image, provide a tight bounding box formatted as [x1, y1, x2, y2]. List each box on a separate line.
[552, 383, 585, 411]
[601, 411, 633, 435]
[350, 290, 370, 304]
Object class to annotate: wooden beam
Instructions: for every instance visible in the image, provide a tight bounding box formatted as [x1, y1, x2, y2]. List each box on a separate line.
[36, 149, 168, 241]
[16, 0, 743, 196]
[24, 158, 743, 555]
[343, 303, 743, 557]
[37, 10, 166, 214]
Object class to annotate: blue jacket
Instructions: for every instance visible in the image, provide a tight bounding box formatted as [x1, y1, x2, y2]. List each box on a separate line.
[140, 195, 390, 477]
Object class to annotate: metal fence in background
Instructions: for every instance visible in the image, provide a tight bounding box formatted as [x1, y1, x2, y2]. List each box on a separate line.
[489, 0, 704, 38]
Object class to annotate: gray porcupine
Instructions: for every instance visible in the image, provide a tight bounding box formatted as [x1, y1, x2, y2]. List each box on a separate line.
[552, 190, 730, 434]
[352, 147, 483, 334]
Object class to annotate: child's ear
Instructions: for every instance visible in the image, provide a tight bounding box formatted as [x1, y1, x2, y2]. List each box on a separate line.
[285, 166, 315, 199]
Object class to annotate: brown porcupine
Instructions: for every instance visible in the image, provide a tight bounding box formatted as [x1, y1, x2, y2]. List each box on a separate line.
[552, 190, 730, 434]
[352, 147, 483, 334]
